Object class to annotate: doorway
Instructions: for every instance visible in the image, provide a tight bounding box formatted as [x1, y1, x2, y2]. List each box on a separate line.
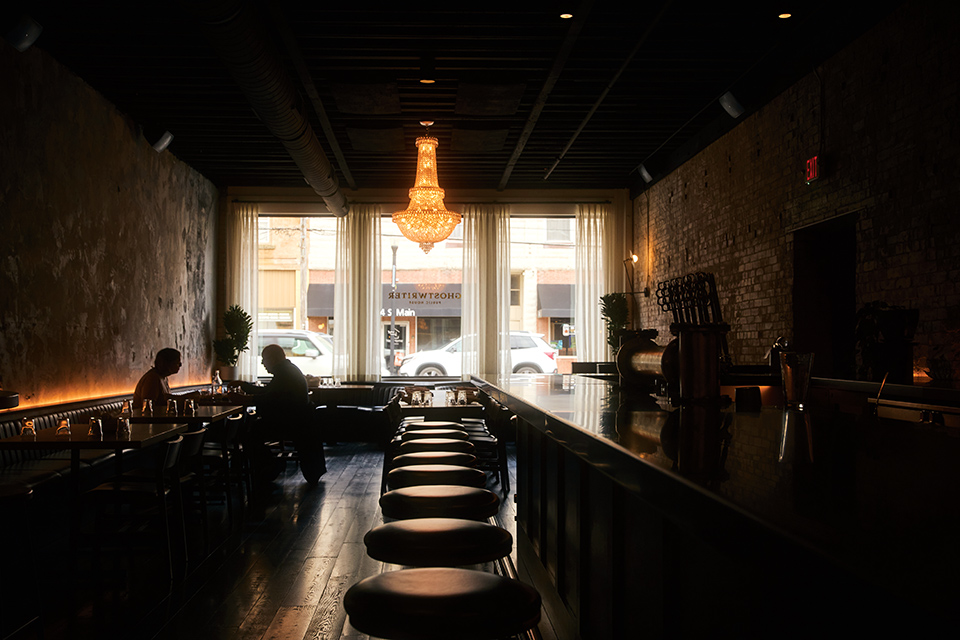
[792, 214, 857, 378]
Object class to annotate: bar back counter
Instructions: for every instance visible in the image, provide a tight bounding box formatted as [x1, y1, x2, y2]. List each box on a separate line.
[475, 374, 960, 639]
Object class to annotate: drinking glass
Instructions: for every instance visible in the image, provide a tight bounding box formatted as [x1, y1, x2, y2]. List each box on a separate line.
[56, 418, 71, 436]
[88, 417, 103, 438]
[780, 352, 814, 411]
[457, 390, 467, 405]
[185, 399, 197, 416]
[19, 418, 36, 436]
[141, 399, 153, 416]
[446, 390, 456, 406]
[166, 398, 178, 416]
[117, 417, 130, 437]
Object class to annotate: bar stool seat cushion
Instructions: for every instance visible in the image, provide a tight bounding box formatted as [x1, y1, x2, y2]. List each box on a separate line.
[402, 420, 466, 430]
[364, 517, 513, 566]
[400, 428, 469, 441]
[399, 438, 475, 454]
[387, 464, 487, 489]
[380, 485, 500, 521]
[390, 452, 477, 468]
[344, 567, 541, 640]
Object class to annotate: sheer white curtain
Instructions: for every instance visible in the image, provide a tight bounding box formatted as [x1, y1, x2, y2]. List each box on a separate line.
[223, 202, 260, 378]
[333, 204, 382, 377]
[461, 204, 511, 377]
[575, 203, 619, 362]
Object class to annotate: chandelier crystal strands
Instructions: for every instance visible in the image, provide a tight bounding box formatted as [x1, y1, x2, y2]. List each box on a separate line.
[393, 123, 460, 254]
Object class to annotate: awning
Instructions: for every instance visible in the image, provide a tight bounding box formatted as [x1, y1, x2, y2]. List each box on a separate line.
[382, 283, 461, 317]
[538, 284, 574, 318]
[308, 283, 462, 317]
[308, 283, 335, 316]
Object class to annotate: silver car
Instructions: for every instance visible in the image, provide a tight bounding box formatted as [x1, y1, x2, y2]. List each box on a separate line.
[399, 331, 558, 376]
[257, 330, 333, 377]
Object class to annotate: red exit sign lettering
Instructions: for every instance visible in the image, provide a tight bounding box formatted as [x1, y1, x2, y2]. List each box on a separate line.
[805, 155, 820, 183]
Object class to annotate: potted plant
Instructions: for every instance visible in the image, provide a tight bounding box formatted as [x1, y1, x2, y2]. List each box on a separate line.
[213, 304, 253, 379]
[600, 292, 629, 358]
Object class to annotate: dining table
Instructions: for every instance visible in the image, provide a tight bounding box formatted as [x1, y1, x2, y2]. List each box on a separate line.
[0, 420, 192, 490]
[128, 403, 245, 427]
[399, 393, 485, 422]
[128, 404, 246, 493]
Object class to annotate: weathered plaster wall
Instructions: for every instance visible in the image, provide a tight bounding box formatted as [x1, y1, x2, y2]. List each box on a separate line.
[632, 0, 960, 376]
[0, 44, 218, 409]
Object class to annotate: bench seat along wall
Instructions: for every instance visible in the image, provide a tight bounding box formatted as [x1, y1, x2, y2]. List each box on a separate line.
[0, 44, 219, 410]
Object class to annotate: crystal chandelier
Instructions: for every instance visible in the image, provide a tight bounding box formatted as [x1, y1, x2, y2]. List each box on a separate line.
[393, 124, 460, 254]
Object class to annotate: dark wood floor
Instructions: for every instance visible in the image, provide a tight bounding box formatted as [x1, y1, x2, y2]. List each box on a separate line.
[17, 442, 537, 640]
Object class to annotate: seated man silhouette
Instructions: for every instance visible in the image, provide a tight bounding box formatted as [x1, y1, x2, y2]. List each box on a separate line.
[237, 344, 326, 484]
[133, 348, 182, 410]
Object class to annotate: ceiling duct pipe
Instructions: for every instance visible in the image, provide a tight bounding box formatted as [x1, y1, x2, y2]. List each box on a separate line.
[191, 0, 348, 216]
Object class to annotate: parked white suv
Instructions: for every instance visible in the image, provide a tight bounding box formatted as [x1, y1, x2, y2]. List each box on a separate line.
[257, 330, 333, 378]
[398, 331, 558, 376]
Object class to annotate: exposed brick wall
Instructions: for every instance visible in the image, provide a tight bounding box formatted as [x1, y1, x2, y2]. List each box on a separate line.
[633, 0, 960, 376]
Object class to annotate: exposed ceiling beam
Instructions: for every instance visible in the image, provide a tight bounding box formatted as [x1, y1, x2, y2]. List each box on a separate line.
[543, 0, 673, 181]
[497, 0, 593, 191]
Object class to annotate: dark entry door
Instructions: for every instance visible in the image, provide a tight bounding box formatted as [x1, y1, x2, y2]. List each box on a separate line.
[792, 214, 857, 378]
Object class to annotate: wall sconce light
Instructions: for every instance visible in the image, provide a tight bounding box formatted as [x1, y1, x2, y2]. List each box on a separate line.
[623, 254, 641, 328]
[719, 91, 744, 118]
[623, 253, 639, 288]
[0, 378, 19, 409]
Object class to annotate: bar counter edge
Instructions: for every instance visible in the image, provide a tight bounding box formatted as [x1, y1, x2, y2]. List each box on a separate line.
[472, 374, 954, 640]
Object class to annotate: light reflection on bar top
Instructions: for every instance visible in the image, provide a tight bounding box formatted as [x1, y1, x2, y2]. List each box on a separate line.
[482, 374, 663, 437]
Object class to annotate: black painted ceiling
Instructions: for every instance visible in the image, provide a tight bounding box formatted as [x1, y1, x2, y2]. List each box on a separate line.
[11, 1, 902, 197]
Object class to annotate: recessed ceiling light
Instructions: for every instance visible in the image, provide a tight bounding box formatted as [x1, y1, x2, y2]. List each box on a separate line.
[560, 13, 573, 19]
[778, 13, 792, 19]
[419, 54, 436, 85]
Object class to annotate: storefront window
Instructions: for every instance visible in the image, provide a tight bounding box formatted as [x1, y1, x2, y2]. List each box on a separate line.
[510, 217, 576, 372]
[256, 213, 577, 375]
[381, 219, 463, 375]
[256, 215, 337, 344]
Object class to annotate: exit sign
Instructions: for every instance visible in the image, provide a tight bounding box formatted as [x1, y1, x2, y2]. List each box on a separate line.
[805, 155, 820, 184]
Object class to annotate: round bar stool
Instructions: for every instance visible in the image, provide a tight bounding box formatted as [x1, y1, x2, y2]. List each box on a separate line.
[344, 567, 541, 640]
[364, 517, 513, 566]
[387, 464, 487, 490]
[401, 420, 466, 431]
[391, 451, 477, 468]
[400, 438, 475, 455]
[400, 428, 469, 442]
[380, 485, 500, 520]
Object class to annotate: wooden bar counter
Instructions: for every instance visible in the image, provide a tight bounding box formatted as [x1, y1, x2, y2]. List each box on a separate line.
[474, 374, 960, 639]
